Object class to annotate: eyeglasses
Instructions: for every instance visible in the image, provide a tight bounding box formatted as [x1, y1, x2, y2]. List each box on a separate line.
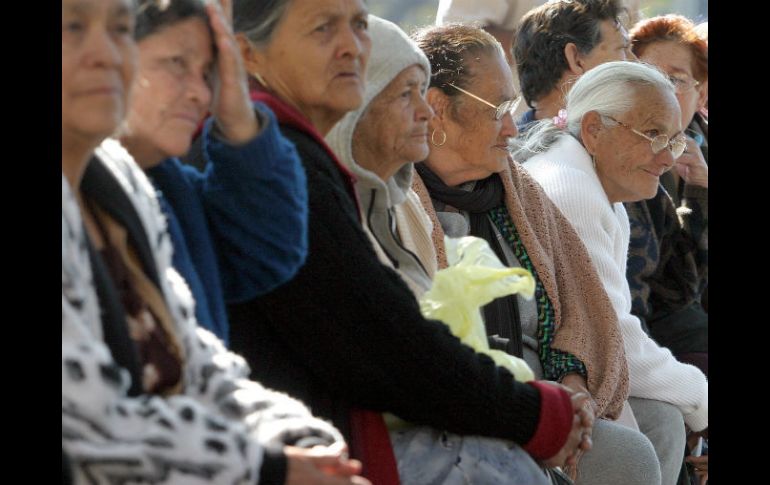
[447, 83, 522, 121]
[602, 115, 687, 159]
[667, 75, 701, 93]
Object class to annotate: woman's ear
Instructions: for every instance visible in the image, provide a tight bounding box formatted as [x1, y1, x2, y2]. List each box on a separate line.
[235, 33, 263, 80]
[580, 111, 604, 155]
[564, 42, 586, 75]
[426, 87, 451, 132]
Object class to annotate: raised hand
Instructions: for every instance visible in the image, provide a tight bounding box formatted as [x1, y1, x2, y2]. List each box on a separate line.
[674, 135, 708, 188]
[205, 0, 260, 144]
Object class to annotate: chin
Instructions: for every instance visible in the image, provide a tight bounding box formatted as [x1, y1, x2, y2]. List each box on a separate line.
[162, 140, 193, 160]
[335, 87, 365, 111]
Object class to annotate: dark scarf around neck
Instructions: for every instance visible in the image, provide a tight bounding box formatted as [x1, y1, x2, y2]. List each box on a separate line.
[415, 163, 523, 357]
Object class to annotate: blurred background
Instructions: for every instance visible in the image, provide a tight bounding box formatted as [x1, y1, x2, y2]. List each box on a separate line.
[367, 0, 708, 35]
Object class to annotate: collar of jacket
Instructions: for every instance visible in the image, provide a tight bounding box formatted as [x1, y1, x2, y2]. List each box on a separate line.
[249, 87, 362, 218]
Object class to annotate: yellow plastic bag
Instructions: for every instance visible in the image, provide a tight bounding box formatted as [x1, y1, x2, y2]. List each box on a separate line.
[419, 236, 536, 382]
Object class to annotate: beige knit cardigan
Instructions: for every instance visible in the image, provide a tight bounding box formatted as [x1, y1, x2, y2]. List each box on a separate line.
[412, 159, 629, 419]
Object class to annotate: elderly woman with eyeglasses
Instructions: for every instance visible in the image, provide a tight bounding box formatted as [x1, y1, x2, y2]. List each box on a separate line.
[516, 62, 708, 478]
[629, 13, 709, 327]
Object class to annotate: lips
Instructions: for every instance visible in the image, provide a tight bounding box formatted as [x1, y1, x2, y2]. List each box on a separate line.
[641, 168, 663, 178]
[173, 112, 202, 126]
[335, 71, 360, 82]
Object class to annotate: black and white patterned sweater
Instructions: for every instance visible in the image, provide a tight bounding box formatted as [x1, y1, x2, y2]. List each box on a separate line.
[62, 139, 343, 484]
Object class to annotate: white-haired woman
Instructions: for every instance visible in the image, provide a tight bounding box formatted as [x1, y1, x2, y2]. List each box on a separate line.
[516, 60, 708, 485]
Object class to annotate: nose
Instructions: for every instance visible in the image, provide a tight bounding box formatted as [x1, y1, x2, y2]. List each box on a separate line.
[500, 110, 519, 139]
[337, 23, 370, 61]
[84, 27, 124, 69]
[655, 147, 676, 173]
[415, 94, 434, 122]
[186, 71, 212, 111]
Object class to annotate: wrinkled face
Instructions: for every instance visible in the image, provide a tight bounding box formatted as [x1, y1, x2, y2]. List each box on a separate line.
[638, 40, 706, 127]
[444, 50, 519, 177]
[62, 0, 136, 144]
[579, 20, 629, 71]
[255, 0, 371, 128]
[593, 86, 682, 203]
[352, 65, 432, 175]
[125, 17, 213, 167]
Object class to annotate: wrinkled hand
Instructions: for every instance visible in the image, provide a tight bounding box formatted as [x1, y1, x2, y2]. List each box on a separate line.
[285, 443, 372, 485]
[674, 136, 708, 188]
[685, 431, 708, 485]
[686, 455, 708, 485]
[551, 379, 595, 453]
[205, 0, 260, 144]
[560, 374, 598, 417]
[542, 384, 594, 469]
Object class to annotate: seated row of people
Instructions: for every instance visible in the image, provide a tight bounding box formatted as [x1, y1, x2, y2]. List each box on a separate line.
[62, 0, 708, 483]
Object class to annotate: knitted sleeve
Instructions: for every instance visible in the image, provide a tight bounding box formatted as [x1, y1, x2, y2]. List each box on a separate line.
[185, 102, 309, 303]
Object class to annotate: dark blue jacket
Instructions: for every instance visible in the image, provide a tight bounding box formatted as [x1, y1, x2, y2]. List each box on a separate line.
[147, 103, 308, 344]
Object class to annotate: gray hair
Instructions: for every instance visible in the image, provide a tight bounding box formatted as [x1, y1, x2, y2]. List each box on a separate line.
[512, 61, 675, 162]
[233, 0, 293, 47]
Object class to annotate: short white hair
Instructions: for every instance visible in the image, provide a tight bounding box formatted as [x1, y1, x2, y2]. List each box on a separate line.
[512, 61, 675, 161]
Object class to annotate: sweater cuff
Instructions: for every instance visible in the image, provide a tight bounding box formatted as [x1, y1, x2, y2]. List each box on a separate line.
[522, 381, 573, 461]
[258, 446, 288, 485]
[683, 382, 708, 432]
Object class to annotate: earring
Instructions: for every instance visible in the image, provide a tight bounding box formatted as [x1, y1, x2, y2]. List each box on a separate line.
[252, 71, 268, 88]
[431, 129, 447, 147]
[591, 155, 597, 170]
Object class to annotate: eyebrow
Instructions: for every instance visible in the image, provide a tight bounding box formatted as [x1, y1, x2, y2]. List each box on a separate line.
[666, 67, 693, 77]
[64, 1, 132, 18]
[639, 115, 682, 137]
[64, 1, 94, 15]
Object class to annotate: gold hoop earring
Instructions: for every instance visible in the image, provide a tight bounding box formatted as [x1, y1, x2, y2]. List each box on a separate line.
[431, 129, 447, 147]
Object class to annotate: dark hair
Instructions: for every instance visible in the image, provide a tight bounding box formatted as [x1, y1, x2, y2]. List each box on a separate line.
[411, 23, 503, 119]
[630, 15, 708, 83]
[135, 0, 209, 42]
[233, 0, 293, 46]
[514, 0, 623, 107]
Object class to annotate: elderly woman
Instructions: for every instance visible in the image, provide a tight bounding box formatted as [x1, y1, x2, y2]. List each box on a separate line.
[118, 0, 309, 346]
[411, 23, 664, 485]
[228, 1, 590, 483]
[62, 0, 367, 483]
[326, 16, 437, 297]
[517, 61, 709, 485]
[629, 14, 709, 360]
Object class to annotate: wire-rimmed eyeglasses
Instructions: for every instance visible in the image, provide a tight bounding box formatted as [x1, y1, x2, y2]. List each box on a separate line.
[447, 83, 522, 121]
[602, 115, 687, 159]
